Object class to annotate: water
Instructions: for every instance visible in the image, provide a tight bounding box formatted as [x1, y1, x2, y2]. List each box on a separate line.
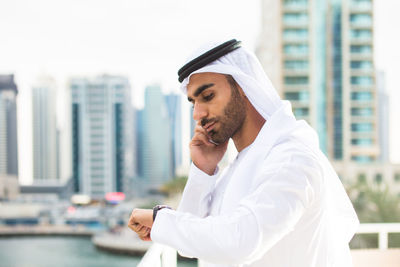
[0, 237, 196, 267]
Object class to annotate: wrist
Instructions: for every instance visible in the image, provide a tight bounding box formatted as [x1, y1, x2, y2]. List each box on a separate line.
[152, 205, 172, 222]
[193, 162, 217, 176]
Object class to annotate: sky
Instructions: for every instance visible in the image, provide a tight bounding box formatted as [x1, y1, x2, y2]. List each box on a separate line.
[0, 0, 399, 184]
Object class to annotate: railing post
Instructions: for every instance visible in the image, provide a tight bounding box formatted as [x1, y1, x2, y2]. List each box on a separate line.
[378, 230, 388, 250]
[161, 246, 177, 267]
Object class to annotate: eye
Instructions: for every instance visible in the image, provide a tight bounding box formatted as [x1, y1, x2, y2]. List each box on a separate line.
[203, 93, 214, 101]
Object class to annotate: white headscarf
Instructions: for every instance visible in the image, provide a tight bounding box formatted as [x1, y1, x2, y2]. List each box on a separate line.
[180, 41, 283, 120]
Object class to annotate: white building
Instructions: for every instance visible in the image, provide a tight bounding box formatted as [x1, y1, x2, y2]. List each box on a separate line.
[32, 76, 59, 182]
[70, 75, 134, 199]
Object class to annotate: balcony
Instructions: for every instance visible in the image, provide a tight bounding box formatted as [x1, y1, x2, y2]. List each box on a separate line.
[350, 4, 373, 14]
[282, 4, 308, 13]
[350, 53, 373, 61]
[138, 223, 400, 267]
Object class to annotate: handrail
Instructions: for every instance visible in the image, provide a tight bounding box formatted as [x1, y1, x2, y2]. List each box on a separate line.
[356, 223, 400, 250]
[137, 243, 177, 267]
[138, 223, 400, 266]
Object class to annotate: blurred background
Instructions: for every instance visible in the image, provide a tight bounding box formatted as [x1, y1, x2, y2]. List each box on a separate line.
[0, 0, 399, 266]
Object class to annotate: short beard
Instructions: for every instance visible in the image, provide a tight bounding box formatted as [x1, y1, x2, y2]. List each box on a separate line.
[208, 75, 246, 144]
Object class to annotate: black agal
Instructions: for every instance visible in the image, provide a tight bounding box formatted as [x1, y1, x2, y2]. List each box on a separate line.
[178, 39, 241, 83]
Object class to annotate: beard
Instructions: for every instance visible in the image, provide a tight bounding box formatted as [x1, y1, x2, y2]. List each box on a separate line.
[205, 87, 247, 144]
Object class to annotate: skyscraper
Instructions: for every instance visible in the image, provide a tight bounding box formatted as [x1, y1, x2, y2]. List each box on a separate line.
[70, 75, 134, 199]
[165, 93, 182, 177]
[0, 74, 18, 176]
[0, 74, 19, 199]
[257, 0, 379, 163]
[32, 76, 59, 182]
[377, 70, 389, 162]
[136, 85, 172, 191]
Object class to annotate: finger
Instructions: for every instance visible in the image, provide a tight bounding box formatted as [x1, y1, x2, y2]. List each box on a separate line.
[136, 225, 149, 236]
[128, 222, 141, 232]
[194, 124, 207, 134]
[138, 227, 151, 241]
[192, 132, 215, 147]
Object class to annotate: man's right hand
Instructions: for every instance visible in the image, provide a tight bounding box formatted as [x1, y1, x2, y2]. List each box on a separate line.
[190, 122, 229, 175]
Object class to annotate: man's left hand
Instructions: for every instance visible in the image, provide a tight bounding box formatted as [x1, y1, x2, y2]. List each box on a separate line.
[128, 208, 153, 241]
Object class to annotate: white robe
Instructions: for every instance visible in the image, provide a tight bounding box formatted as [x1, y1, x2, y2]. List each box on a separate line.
[151, 102, 358, 267]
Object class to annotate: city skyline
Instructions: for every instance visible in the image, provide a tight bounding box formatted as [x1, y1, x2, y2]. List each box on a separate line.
[0, 0, 399, 185]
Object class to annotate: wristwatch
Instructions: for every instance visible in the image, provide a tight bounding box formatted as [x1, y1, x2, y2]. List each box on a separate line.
[153, 205, 172, 222]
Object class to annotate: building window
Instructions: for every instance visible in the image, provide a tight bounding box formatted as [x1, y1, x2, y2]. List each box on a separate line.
[358, 173, 367, 183]
[350, 29, 372, 40]
[284, 44, 309, 55]
[351, 107, 373, 116]
[352, 156, 373, 163]
[284, 76, 309, 85]
[394, 173, 400, 183]
[351, 92, 373, 101]
[284, 60, 309, 70]
[351, 60, 373, 70]
[351, 45, 372, 54]
[283, 0, 308, 8]
[351, 123, 373, 132]
[351, 138, 373, 146]
[283, 13, 308, 24]
[293, 108, 309, 116]
[351, 76, 373, 86]
[284, 91, 309, 101]
[374, 174, 383, 184]
[350, 14, 372, 25]
[283, 29, 308, 40]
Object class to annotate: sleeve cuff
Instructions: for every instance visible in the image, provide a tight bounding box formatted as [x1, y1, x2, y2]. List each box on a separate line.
[190, 162, 219, 179]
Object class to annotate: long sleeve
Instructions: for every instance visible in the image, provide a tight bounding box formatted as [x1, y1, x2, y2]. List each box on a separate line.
[177, 163, 219, 217]
[151, 163, 318, 265]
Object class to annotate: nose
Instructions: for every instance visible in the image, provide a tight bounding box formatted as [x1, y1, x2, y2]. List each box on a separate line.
[192, 102, 208, 121]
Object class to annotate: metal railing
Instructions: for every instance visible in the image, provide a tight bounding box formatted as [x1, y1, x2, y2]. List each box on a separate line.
[137, 243, 177, 267]
[137, 223, 400, 267]
[356, 223, 400, 250]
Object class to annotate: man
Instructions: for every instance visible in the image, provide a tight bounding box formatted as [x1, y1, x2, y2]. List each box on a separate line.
[128, 39, 359, 267]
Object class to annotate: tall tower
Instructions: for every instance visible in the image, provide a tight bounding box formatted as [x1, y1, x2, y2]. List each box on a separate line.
[0, 74, 19, 199]
[257, 0, 379, 163]
[165, 93, 182, 177]
[136, 85, 172, 191]
[32, 76, 59, 182]
[0, 75, 18, 176]
[70, 75, 134, 199]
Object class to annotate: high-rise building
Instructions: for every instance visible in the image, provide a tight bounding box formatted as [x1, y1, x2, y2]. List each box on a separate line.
[32, 76, 59, 182]
[376, 71, 389, 162]
[0, 74, 19, 199]
[136, 85, 172, 191]
[257, 0, 379, 163]
[165, 93, 182, 177]
[0, 74, 18, 176]
[70, 75, 134, 199]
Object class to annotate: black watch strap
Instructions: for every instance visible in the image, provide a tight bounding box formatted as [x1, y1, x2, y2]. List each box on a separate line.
[153, 205, 172, 222]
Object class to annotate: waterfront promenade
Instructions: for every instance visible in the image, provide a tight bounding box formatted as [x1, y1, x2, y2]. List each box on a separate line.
[0, 225, 150, 256]
[0, 225, 93, 237]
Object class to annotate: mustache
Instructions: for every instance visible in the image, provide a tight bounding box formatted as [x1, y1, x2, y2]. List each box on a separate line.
[201, 118, 217, 127]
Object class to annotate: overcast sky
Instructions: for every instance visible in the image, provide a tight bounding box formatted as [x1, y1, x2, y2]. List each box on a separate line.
[0, 0, 399, 184]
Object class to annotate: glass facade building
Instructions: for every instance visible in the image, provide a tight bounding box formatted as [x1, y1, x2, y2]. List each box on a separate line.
[32, 77, 59, 182]
[0, 75, 18, 176]
[70, 75, 134, 199]
[258, 0, 379, 163]
[136, 85, 172, 192]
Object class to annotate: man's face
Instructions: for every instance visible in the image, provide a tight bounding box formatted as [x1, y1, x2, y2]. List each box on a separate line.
[187, 72, 247, 144]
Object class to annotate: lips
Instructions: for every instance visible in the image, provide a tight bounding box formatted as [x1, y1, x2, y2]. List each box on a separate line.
[203, 121, 216, 133]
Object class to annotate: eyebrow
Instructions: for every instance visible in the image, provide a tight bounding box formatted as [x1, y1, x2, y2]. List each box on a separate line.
[187, 83, 214, 102]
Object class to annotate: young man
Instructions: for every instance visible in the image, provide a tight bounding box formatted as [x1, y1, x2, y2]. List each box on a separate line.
[128, 40, 359, 267]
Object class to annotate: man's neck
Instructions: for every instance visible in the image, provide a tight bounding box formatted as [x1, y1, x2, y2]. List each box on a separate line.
[232, 107, 266, 152]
